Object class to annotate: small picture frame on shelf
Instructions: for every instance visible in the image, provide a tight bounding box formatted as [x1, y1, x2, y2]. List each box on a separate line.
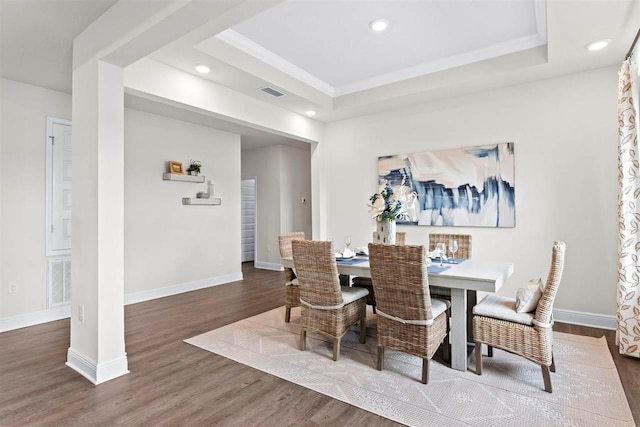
[168, 161, 183, 174]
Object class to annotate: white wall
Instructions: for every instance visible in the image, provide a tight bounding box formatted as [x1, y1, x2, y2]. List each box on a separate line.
[124, 108, 242, 295]
[1, 79, 71, 318]
[241, 144, 312, 267]
[1, 62, 620, 326]
[280, 145, 313, 239]
[241, 145, 281, 267]
[0, 79, 243, 327]
[322, 66, 619, 317]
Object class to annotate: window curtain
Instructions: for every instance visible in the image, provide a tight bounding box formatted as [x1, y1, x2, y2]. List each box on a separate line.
[617, 59, 640, 358]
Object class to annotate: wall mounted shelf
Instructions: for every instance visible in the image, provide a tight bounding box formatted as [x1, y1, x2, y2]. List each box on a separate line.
[162, 173, 205, 183]
[182, 198, 222, 206]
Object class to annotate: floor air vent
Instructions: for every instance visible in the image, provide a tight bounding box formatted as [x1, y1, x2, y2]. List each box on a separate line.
[259, 86, 286, 98]
[48, 258, 71, 307]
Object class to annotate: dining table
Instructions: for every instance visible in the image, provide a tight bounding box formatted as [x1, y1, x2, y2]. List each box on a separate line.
[281, 255, 514, 372]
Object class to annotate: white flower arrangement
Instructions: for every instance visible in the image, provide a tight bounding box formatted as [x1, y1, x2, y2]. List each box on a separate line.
[368, 184, 403, 221]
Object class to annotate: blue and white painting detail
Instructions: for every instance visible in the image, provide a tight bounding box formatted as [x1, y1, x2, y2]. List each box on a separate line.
[378, 143, 515, 227]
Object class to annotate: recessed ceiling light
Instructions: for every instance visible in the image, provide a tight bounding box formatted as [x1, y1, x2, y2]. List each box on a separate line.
[305, 110, 316, 117]
[194, 64, 210, 74]
[585, 39, 611, 51]
[369, 19, 389, 33]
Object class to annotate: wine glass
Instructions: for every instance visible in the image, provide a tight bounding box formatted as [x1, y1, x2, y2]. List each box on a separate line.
[435, 242, 446, 267]
[344, 235, 352, 253]
[449, 239, 459, 263]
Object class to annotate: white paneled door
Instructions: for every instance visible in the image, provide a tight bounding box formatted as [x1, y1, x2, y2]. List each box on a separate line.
[241, 178, 256, 262]
[47, 118, 72, 255]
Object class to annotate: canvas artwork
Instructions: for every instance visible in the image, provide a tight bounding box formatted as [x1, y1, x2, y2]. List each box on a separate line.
[378, 143, 515, 227]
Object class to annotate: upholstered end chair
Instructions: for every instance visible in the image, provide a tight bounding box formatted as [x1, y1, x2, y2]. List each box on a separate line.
[292, 240, 369, 361]
[278, 232, 305, 322]
[473, 241, 566, 393]
[368, 243, 450, 384]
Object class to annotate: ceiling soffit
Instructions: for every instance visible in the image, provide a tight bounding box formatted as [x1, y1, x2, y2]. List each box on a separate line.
[196, 0, 547, 97]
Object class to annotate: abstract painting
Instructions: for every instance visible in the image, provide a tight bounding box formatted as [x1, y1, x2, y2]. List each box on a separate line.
[378, 143, 515, 227]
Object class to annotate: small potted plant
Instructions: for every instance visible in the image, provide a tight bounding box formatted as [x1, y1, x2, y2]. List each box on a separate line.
[187, 160, 202, 176]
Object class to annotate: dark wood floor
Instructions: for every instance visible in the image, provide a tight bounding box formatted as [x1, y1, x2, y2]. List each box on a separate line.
[1, 263, 638, 426]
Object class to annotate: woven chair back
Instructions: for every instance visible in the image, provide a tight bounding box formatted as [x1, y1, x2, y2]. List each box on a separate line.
[534, 241, 566, 326]
[292, 240, 343, 307]
[371, 231, 407, 245]
[279, 232, 305, 258]
[368, 243, 434, 322]
[428, 233, 471, 259]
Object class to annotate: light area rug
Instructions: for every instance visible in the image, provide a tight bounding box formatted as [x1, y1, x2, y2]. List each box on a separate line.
[185, 307, 635, 427]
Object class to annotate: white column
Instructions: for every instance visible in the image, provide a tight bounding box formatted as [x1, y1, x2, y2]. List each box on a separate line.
[66, 60, 128, 384]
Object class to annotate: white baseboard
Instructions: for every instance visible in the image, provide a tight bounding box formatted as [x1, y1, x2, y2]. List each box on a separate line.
[124, 272, 244, 305]
[1, 272, 243, 332]
[254, 261, 284, 271]
[4, 276, 615, 333]
[553, 308, 616, 330]
[0, 305, 71, 333]
[66, 348, 129, 385]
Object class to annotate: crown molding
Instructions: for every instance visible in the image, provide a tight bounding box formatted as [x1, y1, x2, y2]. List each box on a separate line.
[216, 28, 546, 98]
[216, 29, 336, 97]
[334, 34, 546, 96]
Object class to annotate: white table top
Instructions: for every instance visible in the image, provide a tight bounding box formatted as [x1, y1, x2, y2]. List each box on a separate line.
[281, 257, 513, 293]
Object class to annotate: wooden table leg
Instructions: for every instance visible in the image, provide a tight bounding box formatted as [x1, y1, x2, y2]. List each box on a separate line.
[467, 290, 477, 343]
[339, 274, 350, 287]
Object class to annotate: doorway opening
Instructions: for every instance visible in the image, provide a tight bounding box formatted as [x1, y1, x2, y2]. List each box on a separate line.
[241, 177, 257, 264]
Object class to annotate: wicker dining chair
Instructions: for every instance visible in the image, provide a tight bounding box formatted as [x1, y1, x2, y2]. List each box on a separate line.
[279, 232, 305, 323]
[428, 233, 474, 339]
[292, 240, 369, 361]
[368, 243, 450, 384]
[428, 233, 471, 260]
[473, 241, 566, 392]
[428, 234, 472, 297]
[352, 232, 407, 313]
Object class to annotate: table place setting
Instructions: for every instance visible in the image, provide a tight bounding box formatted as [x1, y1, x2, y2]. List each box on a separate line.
[335, 248, 369, 265]
[355, 246, 369, 257]
[335, 236, 370, 265]
[428, 256, 467, 265]
[332, 240, 468, 269]
[428, 239, 461, 263]
[335, 247, 356, 259]
[424, 238, 467, 273]
[335, 235, 356, 259]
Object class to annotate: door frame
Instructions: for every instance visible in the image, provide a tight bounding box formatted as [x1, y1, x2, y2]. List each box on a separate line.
[241, 176, 258, 263]
[45, 116, 72, 257]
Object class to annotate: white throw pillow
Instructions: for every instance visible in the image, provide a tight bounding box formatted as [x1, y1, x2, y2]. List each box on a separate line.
[515, 278, 544, 313]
